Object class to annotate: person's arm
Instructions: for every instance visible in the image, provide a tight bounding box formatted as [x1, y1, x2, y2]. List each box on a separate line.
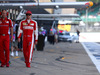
[34, 21, 38, 44]
[9, 19, 13, 42]
[17, 22, 23, 42]
[10, 27, 13, 42]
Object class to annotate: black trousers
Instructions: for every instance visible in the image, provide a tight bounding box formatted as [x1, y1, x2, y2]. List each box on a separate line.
[36, 35, 45, 51]
[48, 35, 55, 45]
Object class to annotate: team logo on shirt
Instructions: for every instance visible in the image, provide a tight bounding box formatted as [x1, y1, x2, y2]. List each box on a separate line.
[23, 26, 33, 29]
[30, 23, 34, 26]
[23, 23, 27, 25]
[6, 21, 9, 23]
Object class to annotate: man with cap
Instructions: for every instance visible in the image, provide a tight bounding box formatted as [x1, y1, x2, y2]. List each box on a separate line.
[0, 10, 13, 67]
[17, 10, 38, 68]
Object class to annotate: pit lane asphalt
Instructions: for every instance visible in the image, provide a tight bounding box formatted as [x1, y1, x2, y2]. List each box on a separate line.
[0, 42, 99, 75]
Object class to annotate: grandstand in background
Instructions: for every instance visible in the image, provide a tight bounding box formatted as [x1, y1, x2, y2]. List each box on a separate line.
[77, 2, 100, 32]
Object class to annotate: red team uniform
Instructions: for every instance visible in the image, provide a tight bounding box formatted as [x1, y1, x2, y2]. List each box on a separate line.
[17, 19, 38, 67]
[0, 17, 13, 67]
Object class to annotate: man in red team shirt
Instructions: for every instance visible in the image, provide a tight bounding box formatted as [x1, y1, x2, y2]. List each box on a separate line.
[18, 11, 38, 68]
[0, 10, 13, 67]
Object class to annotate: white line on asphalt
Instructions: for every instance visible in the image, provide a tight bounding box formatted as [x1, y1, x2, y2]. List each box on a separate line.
[81, 42, 100, 73]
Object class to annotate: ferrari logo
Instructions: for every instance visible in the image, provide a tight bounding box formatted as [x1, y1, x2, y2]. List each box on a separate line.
[30, 23, 34, 26]
[6, 21, 9, 23]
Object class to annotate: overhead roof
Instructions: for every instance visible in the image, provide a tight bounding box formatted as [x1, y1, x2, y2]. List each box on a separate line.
[16, 14, 81, 21]
[0, 0, 32, 1]
[0, 1, 93, 22]
[0, 1, 93, 9]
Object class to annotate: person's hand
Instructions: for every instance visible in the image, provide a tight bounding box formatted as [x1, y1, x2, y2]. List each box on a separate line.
[35, 41, 38, 45]
[18, 38, 20, 42]
[13, 32, 16, 34]
[11, 38, 13, 42]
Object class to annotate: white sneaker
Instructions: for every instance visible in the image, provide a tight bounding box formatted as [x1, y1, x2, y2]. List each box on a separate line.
[16, 51, 18, 56]
[11, 52, 14, 57]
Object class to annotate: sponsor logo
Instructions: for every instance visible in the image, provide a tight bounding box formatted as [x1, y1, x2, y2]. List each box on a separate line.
[6, 21, 9, 23]
[23, 23, 27, 25]
[23, 26, 33, 29]
[30, 23, 34, 26]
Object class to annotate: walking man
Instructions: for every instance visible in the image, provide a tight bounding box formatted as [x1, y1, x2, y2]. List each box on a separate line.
[17, 11, 38, 68]
[10, 19, 19, 57]
[0, 10, 13, 67]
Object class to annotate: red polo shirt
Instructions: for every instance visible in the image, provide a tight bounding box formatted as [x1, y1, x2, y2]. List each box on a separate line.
[0, 17, 13, 34]
[17, 19, 38, 42]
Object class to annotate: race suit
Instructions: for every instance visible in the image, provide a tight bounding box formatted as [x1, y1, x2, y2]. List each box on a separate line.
[0, 17, 13, 64]
[17, 19, 38, 64]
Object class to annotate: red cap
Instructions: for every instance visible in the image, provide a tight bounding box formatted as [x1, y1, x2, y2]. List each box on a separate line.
[26, 11, 32, 14]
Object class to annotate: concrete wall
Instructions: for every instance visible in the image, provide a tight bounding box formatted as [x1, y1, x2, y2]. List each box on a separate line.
[61, 0, 76, 14]
[38, 0, 53, 14]
[38, 0, 76, 14]
[39, 0, 51, 2]
[53, 0, 63, 14]
[53, 0, 76, 14]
